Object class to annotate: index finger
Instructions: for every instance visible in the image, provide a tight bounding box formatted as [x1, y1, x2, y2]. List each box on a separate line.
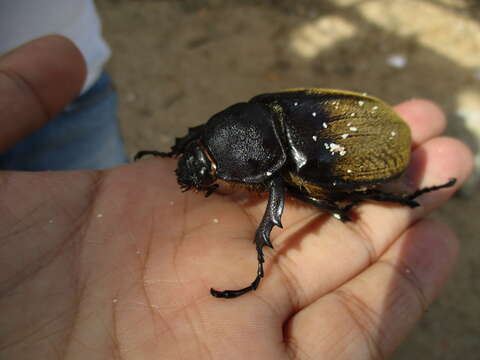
[0, 35, 86, 152]
[395, 98, 447, 147]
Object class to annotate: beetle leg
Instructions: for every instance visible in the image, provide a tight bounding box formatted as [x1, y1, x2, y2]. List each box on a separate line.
[134, 124, 206, 160]
[351, 178, 457, 207]
[286, 186, 352, 222]
[406, 178, 456, 201]
[210, 176, 285, 299]
[339, 200, 362, 215]
[204, 184, 219, 197]
[350, 189, 420, 207]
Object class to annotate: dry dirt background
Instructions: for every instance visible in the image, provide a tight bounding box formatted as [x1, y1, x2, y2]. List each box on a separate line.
[96, 0, 480, 358]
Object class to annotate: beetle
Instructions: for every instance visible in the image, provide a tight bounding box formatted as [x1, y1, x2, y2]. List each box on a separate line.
[135, 89, 456, 299]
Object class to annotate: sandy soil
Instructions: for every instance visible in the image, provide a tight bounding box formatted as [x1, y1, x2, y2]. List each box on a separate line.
[97, 1, 480, 358]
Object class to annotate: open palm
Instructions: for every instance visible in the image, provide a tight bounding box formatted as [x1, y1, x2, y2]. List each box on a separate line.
[0, 36, 473, 360]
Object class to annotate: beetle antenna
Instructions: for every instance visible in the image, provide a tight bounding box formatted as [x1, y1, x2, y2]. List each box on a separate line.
[134, 150, 174, 161]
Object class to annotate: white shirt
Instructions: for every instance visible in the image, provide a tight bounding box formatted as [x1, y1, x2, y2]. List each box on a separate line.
[0, 0, 111, 92]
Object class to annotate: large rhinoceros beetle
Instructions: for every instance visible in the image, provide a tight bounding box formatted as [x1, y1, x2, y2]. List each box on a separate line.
[135, 89, 455, 299]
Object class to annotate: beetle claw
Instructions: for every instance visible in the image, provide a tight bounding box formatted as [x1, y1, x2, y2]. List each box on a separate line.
[210, 275, 262, 299]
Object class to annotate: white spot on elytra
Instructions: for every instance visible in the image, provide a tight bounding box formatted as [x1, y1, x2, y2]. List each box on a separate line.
[312, 135, 318, 141]
[358, 100, 364, 106]
[294, 101, 298, 106]
[349, 126, 358, 131]
[372, 105, 379, 111]
[341, 133, 349, 139]
[351, 112, 356, 117]
[391, 131, 396, 136]
[213, 218, 219, 224]
[266, 171, 272, 176]
[347, 169, 352, 173]
[327, 142, 346, 156]
[312, 112, 317, 117]
[333, 213, 342, 220]
[112, 298, 118, 303]
[97, 213, 103, 218]
[322, 122, 328, 128]
[362, 92, 368, 96]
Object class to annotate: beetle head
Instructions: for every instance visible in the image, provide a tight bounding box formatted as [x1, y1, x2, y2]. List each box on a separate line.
[176, 141, 217, 193]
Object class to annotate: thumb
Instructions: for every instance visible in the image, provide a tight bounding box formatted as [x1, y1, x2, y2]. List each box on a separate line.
[0, 35, 86, 152]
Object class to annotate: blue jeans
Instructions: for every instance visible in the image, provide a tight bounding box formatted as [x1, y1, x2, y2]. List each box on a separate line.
[0, 72, 128, 170]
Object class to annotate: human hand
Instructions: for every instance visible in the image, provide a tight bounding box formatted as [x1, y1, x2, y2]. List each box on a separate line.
[0, 36, 473, 359]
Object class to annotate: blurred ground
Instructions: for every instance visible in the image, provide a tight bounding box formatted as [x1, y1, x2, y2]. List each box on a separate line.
[96, 0, 480, 358]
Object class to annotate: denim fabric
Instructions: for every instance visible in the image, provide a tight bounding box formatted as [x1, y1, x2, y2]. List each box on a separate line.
[0, 72, 128, 170]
